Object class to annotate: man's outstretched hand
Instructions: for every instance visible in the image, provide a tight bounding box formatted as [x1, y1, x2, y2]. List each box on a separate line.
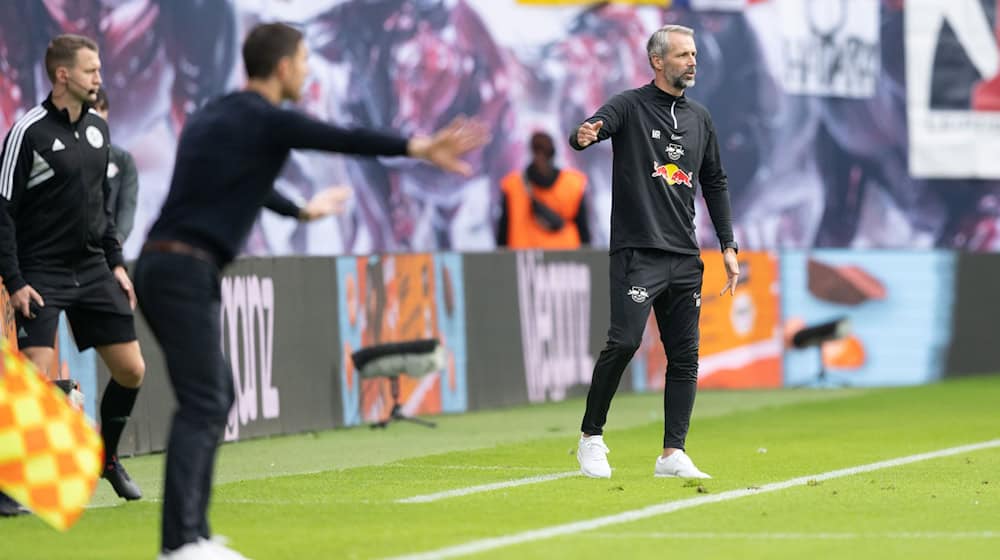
[300, 186, 353, 221]
[408, 116, 490, 176]
[576, 120, 604, 148]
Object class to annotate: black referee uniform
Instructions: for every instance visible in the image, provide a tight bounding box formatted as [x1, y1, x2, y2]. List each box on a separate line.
[570, 82, 736, 451]
[0, 95, 132, 349]
[133, 90, 410, 552]
[0, 95, 143, 500]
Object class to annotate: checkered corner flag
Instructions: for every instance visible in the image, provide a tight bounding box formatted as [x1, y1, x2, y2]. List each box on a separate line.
[0, 336, 104, 530]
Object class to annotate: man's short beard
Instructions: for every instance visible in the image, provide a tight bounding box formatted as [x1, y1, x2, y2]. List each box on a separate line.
[671, 75, 695, 90]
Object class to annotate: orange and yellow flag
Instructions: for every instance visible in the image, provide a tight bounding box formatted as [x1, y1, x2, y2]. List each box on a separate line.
[0, 336, 103, 531]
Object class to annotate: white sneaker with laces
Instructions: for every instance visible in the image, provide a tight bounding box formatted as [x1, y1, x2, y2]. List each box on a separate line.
[654, 450, 711, 479]
[577, 435, 612, 478]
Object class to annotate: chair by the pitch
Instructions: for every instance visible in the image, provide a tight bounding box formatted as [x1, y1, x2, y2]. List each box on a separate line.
[351, 339, 444, 429]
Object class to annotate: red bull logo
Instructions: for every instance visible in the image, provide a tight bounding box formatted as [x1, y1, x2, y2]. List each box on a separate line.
[651, 162, 693, 189]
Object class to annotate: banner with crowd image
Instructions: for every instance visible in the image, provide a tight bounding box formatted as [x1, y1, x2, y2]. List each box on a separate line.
[5, 1, 1000, 254]
[905, 0, 1000, 179]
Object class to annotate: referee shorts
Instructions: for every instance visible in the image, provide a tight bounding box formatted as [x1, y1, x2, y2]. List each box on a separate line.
[14, 263, 136, 350]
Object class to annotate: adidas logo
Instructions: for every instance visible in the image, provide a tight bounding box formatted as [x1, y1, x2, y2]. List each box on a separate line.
[52, 138, 65, 152]
[17, 327, 27, 339]
[28, 151, 54, 190]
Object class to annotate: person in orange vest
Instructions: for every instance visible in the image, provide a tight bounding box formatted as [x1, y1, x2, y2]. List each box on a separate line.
[497, 131, 590, 249]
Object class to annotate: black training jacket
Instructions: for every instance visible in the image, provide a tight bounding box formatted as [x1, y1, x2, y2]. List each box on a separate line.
[570, 82, 735, 255]
[0, 94, 123, 293]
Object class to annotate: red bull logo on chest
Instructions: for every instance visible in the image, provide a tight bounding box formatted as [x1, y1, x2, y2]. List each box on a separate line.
[651, 162, 693, 189]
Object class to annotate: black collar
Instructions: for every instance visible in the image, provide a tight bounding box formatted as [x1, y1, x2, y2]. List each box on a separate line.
[645, 81, 687, 105]
[43, 92, 92, 126]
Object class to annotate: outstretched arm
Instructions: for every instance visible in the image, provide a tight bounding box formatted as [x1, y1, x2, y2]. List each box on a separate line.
[405, 117, 490, 177]
[270, 109, 488, 176]
[264, 187, 353, 222]
[568, 93, 627, 151]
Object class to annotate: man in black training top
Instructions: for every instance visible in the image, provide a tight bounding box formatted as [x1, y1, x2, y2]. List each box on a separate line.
[0, 34, 146, 505]
[570, 24, 740, 480]
[134, 22, 487, 560]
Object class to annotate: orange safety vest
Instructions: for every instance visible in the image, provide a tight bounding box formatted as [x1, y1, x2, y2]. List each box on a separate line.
[500, 168, 586, 249]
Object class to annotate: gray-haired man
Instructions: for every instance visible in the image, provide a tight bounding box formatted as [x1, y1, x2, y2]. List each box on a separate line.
[570, 25, 740, 479]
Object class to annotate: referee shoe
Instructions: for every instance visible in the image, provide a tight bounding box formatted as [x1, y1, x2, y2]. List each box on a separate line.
[0, 491, 29, 517]
[103, 456, 142, 500]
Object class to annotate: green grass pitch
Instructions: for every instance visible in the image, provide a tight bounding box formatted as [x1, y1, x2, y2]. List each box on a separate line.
[3, 376, 998, 559]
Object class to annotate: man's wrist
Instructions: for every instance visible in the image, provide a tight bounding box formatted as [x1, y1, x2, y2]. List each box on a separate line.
[407, 136, 430, 159]
[721, 241, 739, 254]
[3, 273, 27, 294]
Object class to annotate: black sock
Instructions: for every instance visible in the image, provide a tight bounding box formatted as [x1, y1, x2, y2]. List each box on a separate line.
[100, 379, 139, 463]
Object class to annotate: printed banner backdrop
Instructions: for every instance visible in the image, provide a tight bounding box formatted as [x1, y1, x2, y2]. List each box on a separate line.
[631, 251, 782, 391]
[772, 0, 881, 98]
[6, 1, 1000, 253]
[107, 257, 344, 455]
[513, 250, 610, 404]
[335, 253, 468, 427]
[906, 0, 1000, 178]
[434, 254, 469, 413]
[781, 250, 956, 386]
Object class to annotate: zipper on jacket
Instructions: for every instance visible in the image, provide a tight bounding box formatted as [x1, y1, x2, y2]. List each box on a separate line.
[72, 125, 89, 263]
[670, 101, 678, 129]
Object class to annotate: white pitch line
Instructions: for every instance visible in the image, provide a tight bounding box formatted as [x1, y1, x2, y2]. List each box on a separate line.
[384, 438, 1000, 560]
[86, 499, 162, 509]
[396, 471, 581, 504]
[384, 464, 558, 472]
[586, 531, 1000, 540]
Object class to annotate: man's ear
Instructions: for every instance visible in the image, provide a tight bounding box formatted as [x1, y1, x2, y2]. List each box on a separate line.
[274, 56, 291, 80]
[54, 66, 69, 85]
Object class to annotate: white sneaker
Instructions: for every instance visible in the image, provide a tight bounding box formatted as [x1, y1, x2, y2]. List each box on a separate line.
[199, 537, 251, 560]
[157, 541, 211, 560]
[654, 450, 712, 479]
[156, 537, 251, 560]
[577, 435, 612, 478]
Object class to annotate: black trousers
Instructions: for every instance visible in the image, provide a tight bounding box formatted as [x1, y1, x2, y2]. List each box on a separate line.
[134, 251, 233, 552]
[581, 248, 704, 450]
